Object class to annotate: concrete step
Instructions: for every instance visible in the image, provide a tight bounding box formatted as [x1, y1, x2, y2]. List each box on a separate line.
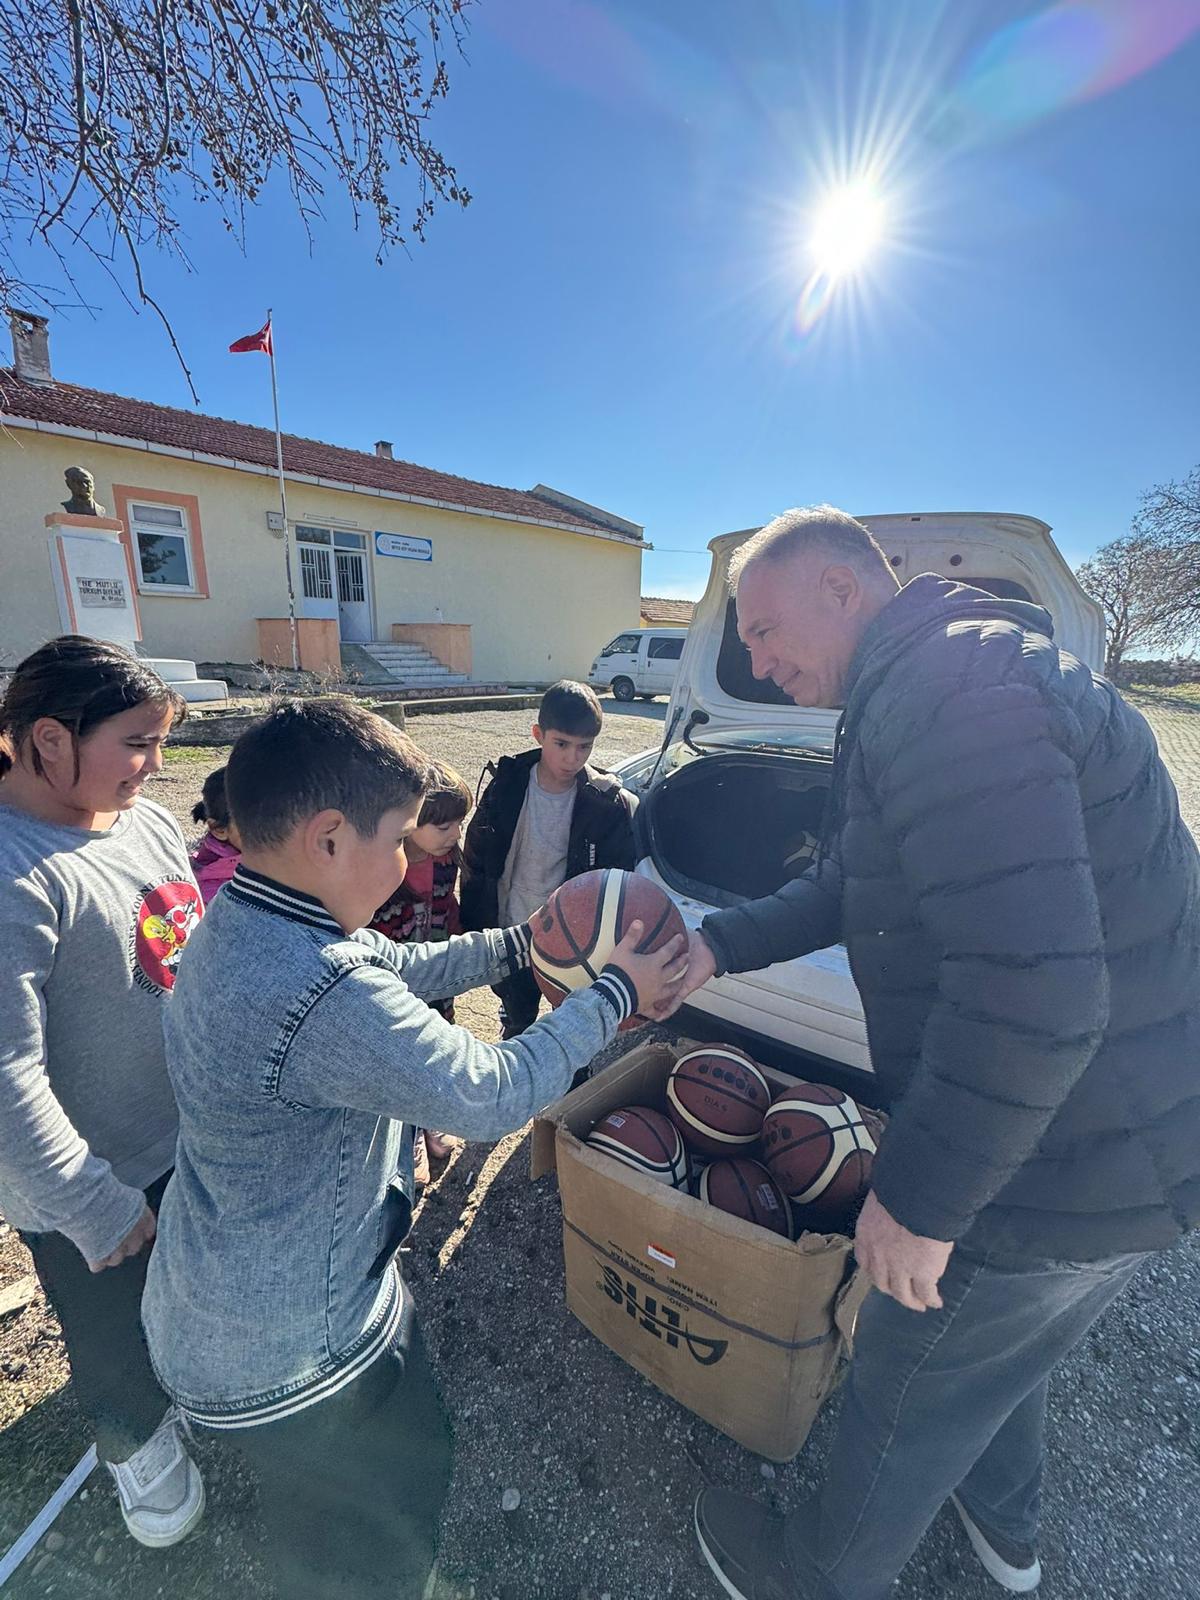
[175, 679, 229, 704]
[364, 651, 444, 666]
[143, 655, 200, 682]
[141, 656, 229, 704]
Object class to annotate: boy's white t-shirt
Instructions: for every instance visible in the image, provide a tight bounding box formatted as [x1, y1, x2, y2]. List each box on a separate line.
[498, 767, 577, 926]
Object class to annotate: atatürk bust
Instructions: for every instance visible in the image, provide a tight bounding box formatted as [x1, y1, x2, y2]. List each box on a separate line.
[62, 466, 107, 517]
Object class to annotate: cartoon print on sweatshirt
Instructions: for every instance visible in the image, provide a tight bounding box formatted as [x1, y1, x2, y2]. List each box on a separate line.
[131, 878, 204, 991]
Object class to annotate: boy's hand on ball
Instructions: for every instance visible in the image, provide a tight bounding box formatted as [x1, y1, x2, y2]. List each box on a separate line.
[853, 1191, 952, 1312]
[611, 920, 688, 1019]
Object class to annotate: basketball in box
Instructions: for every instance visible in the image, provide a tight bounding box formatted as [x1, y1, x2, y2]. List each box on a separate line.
[531, 1037, 875, 1462]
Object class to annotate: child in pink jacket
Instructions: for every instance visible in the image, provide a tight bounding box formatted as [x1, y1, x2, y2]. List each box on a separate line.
[190, 767, 241, 904]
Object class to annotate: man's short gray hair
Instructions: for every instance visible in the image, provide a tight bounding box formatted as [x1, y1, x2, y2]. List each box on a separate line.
[727, 504, 896, 593]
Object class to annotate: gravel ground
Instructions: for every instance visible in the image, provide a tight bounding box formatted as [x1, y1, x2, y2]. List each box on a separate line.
[2, 693, 1199, 1599]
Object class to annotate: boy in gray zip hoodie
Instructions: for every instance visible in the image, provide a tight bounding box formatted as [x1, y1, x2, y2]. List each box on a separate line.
[143, 699, 683, 1600]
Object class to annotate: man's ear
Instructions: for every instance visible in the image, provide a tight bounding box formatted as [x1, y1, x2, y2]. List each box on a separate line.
[531, 722, 545, 748]
[822, 564, 862, 613]
[302, 808, 348, 862]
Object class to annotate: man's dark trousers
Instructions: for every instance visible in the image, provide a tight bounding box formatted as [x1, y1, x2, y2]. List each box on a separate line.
[784, 1244, 1147, 1600]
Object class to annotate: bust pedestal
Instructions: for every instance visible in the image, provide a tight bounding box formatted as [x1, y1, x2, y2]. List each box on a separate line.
[44, 511, 142, 648]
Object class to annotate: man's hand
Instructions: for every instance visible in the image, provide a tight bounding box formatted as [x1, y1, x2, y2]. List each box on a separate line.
[853, 1190, 952, 1313]
[89, 1205, 156, 1274]
[659, 930, 718, 1017]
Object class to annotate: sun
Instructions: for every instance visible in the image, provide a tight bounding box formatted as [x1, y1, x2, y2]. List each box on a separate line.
[809, 182, 888, 278]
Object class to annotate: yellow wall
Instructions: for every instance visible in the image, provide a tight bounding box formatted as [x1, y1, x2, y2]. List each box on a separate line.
[0, 429, 642, 680]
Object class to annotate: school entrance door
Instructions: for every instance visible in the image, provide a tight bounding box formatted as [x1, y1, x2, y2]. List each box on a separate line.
[296, 525, 373, 643]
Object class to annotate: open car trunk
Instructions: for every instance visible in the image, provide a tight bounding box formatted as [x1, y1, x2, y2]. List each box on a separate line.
[640, 751, 833, 909]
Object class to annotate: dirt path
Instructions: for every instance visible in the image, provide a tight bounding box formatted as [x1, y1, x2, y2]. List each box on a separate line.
[2, 698, 1198, 1599]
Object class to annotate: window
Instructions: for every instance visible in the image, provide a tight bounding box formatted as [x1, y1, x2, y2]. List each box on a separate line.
[130, 502, 196, 591]
[300, 544, 334, 600]
[295, 524, 331, 545]
[648, 635, 685, 661]
[601, 633, 641, 657]
[334, 530, 367, 550]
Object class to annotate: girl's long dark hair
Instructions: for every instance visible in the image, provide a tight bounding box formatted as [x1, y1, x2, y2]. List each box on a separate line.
[0, 636, 187, 783]
[192, 765, 231, 827]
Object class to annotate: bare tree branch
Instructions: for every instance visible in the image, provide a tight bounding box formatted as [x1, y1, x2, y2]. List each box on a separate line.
[1078, 464, 1200, 676]
[0, 0, 472, 385]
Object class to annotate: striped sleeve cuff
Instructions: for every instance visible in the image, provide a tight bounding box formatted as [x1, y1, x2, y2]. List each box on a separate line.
[494, 922, 532, 973]
[594, 963, 637, 1024]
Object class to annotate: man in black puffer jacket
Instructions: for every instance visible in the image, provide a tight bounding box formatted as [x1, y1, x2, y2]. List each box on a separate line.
[679, 507, 1200, 1600]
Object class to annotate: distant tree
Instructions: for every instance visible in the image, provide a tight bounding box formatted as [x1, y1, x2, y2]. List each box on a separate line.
[1134, 463, 1200, 642]
[1077, 465, 1200, 677]
[1077, 534, 1180, 677]
[0, 0, 472, 398]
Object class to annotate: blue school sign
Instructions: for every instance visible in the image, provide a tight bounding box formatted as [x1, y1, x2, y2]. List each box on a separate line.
[375, 532, 433, 562]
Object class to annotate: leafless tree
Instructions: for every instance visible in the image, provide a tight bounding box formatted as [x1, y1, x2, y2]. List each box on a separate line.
[0, 0, 472, 399]
[1134, 464, 1200, 642]
[1077, 466, 1200, 676]
[1077, 534, 1178, 677]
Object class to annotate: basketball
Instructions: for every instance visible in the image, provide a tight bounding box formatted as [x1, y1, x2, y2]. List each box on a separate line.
[530, 868, 686, 1030]
[761, 1082, 877, 1224]
[584, 1105, 689, 1187]
[698, 1158, 793, 1239]
[664, 1045, 771, 1157]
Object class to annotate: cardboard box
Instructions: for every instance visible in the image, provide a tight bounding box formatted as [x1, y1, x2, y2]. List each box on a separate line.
[532, 1037, 871, 1461]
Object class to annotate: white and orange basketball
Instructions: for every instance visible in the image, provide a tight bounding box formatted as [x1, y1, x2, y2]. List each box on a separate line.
[584, 1105, 689, 1187]
[530, 869, 685, 1031]
[664, 1045, 771, 1158]
[761, 1082, 877, 1226]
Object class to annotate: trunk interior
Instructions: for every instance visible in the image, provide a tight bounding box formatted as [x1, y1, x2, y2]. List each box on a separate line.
[643, 752, 832, 908]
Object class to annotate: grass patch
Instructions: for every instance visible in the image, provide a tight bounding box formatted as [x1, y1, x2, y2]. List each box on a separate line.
[164, 744, 232, 766]
[1126, 683, 1200, 710]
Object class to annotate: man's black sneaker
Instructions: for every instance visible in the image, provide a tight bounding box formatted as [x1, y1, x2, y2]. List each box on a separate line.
[951, 1493, 1041, 1593]
[693, 1487, 804, 1600]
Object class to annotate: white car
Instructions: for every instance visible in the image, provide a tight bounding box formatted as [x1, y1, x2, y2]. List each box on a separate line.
[618, 512, 1105, 1088]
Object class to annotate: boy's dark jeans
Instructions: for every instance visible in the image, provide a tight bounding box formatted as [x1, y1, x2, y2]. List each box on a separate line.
[492, 967, 541, 1038]
[782, 1243, 1148, 1600]
[227, 1296, 452, 1600]
[22, 1171, 173, 1464]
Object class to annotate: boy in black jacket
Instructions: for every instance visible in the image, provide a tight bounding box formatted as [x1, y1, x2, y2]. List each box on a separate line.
[461, 680, 637, 1037]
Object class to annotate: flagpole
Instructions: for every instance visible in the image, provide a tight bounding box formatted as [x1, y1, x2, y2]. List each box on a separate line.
[265, 309, 300, 671]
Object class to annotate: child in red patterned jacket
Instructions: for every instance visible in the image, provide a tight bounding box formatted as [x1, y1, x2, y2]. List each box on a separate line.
[369, 759, 473, 1171]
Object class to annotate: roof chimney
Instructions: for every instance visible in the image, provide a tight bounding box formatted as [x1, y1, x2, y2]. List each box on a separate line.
[8, 309, 53, 386]
[375, 440, 393, 460]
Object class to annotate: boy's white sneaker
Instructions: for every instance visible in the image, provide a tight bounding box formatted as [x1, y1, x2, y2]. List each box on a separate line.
[106, 1411, 205, 1547]
[951, 1493, 1041, 1592]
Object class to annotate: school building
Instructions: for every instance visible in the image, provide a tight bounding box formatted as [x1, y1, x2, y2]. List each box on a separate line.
[1, 315, 645, 688]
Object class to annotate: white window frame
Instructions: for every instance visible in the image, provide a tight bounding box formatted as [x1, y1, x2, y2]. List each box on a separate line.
[129, 500, 198, 594]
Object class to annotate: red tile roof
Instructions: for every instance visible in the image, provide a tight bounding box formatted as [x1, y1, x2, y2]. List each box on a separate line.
[0, 369, 642, 541]
[640, 596, 696, 624]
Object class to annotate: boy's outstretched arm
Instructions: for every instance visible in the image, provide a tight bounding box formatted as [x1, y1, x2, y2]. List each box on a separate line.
[279, 925, 686, 1141]
[358, 922, 529, 1004]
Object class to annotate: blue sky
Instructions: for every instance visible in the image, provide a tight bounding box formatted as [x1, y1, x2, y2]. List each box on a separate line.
[13, 0, 1200, 598]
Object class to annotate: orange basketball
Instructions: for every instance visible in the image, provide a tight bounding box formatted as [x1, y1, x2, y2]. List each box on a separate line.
[530, 868, 685, 1030]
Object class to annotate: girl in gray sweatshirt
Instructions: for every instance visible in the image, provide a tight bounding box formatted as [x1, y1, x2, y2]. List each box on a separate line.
[0, 635, 205, 1548]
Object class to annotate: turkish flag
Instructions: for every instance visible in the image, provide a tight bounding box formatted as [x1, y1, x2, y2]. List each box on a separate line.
[229, 319, 272, 355]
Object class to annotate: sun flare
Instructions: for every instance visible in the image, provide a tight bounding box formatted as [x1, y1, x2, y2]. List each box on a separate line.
[809, 182, 888, 278]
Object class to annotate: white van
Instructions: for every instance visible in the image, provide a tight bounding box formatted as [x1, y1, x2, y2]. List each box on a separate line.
[587, 627, 688, 701]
